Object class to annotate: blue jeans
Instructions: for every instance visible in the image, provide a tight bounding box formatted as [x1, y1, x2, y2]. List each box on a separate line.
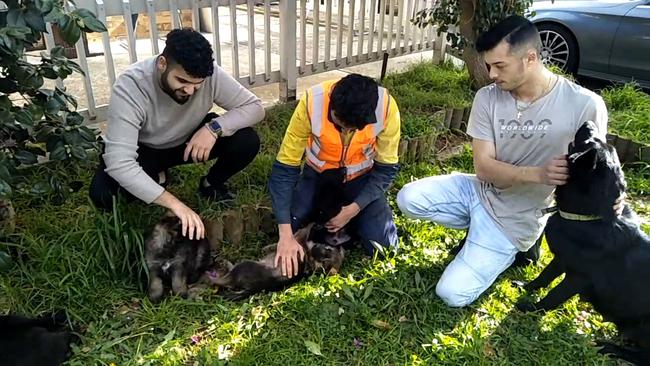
[396, 173, 518, 307]
[290, 166, 398, 255]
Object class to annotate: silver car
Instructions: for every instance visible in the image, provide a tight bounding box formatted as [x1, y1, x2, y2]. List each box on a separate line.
[530, 0, 650, 88]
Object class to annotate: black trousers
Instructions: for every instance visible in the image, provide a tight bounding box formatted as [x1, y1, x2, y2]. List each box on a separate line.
[89, 113, 260, 209]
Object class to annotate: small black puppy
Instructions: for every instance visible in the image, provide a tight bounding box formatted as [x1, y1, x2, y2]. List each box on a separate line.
[212, 168, 351, 300]
[145, 214, 213, 302]
[517, 121, 650, 365]
[0, 312, 75, 366]
[212, 224, 345, 300]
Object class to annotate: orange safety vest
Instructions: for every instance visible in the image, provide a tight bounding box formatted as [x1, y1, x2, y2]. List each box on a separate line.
[305, 79, 390, 181]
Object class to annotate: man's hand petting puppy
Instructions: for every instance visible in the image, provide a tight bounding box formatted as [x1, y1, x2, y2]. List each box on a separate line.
[275, 224, 305, 278]
[538, 155, 625, 215]
[539, 155, 570, 186]
[325, 203, 360, 232]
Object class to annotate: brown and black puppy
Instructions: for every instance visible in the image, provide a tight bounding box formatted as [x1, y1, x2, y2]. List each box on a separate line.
[211, 224, 345, 300]
[517, 121, 650, 365]
[145, 214, 213, 302]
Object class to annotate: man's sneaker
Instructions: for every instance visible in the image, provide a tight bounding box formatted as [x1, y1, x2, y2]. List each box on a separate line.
[198, 177, 235, 202]
[511, 234, 543, 268]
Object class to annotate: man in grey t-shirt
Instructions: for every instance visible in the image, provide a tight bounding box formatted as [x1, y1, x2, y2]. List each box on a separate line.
[89, 28, 265, 239]
[397, 16, 610, 307]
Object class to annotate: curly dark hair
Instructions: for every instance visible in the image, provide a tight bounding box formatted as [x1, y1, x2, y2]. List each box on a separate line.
[162, 28, 214, 78]
[330, 74, 379, 130]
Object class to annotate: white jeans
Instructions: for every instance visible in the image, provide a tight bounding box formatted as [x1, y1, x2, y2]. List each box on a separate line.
[397, 173, 518, 307]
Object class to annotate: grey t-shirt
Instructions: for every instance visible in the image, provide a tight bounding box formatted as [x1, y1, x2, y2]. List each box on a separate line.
[103, 56, 265, 204]
[466, 76, 608, 251]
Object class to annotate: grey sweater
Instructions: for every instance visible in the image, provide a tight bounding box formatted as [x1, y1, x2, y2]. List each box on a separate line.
[103, 56, 265, 204]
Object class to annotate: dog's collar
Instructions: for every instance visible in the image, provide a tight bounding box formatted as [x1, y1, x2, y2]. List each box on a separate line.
[541, 206, 602, 221]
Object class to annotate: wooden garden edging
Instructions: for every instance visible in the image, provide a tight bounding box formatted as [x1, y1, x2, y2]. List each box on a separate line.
[399, 106, 471, 164]
[204, 204, 276, 248]
[606, 134, 650, 164]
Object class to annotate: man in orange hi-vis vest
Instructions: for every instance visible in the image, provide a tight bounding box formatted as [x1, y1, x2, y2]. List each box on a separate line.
[269, 74, 401, 278]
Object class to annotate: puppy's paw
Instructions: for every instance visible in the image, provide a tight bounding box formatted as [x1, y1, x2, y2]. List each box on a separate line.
[515, 300, 539, 313]
[148, 292, 163, 304]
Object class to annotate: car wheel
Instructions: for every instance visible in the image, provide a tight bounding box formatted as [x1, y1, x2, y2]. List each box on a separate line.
[536, 23, 578, 74]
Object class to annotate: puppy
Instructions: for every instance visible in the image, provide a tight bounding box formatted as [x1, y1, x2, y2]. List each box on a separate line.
[517, 121, 650, 365]
[212, 168, 351, 300]
[0, 312, 75, 366]
[145, 214, 213, 302]
[211, 224, 345, 300]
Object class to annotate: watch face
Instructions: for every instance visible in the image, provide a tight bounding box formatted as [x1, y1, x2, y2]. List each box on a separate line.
[209, 120, 221, 130]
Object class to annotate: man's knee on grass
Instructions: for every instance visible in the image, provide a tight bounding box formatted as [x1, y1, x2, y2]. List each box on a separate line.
[435, 278, 475, 308]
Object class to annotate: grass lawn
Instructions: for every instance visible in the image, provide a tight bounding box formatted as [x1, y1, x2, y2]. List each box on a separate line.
[1, 62, 648, 365]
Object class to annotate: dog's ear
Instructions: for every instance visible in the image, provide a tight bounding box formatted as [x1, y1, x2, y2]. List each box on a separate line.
[294, 223, 314, 246]
[569, 146, 598, 171]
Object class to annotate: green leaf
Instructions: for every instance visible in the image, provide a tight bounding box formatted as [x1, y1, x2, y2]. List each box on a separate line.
[44, 96, 64, 115]
[73, 9, 107, 33]
[80, 16, 106, 33]
[26, 104, 44, 123]
[73, 8, 96, 19]
[5, 26, 31, 40]
[49, 144, 68, 160]
[78, 126, 97, 142]
[0, 250, 12, 272]
[0, 78, 18, 94]
[14, 150, 38, 165]
[0, 179, 11, 197]
[0, 111, 14, 125]
[0, 164, 12, 182]
[50, 46, 65, 58]
[35, 125, 55, 142]
[36, 0, 55, 14]
[60, 15, 81, 44]
[7, 9, 26, 27]
[70, 145, 87, 160]
[14, 109, 34, 128]
[65, 112, 84, 126]
[304, 340, 322, 356]
[44, 7, 65, 24]
[40, 65, 59, 79]
[0, 96, 12, 111]
[46, 136, 64, 152]
[63, 130, 81, 144]
[24, 7, 46, 32]
[60, 89, 78, 109]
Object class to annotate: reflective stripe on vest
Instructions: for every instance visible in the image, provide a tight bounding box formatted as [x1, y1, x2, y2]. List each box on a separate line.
[305, 81, 390, 180]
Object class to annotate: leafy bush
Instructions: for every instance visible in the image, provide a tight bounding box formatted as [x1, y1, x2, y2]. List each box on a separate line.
[0, 0, 106, 198]
[383, 61, 473, 112]
[601, 83, 650, 144]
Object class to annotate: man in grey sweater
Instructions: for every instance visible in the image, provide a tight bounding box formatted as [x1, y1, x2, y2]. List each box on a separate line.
[89, 28, 265, 239]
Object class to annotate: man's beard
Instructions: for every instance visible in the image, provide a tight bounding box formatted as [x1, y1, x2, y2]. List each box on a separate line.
[160, 69, 191, 104]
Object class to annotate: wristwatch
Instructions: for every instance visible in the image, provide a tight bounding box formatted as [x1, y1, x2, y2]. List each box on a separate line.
[205, 118, 223, 138]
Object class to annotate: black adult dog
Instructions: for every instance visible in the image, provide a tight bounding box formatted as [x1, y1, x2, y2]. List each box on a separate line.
[0, 312, 75, 366]
[517, 121, 650, 365]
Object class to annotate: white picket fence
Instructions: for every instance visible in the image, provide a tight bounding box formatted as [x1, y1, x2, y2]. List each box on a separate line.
[44, 0, 449, 123]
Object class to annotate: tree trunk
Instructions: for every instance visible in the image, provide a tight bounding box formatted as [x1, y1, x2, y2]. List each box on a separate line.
[459, 0, 491, 90]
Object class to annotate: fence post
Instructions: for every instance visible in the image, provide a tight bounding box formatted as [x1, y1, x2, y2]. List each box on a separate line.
[279, 0, 297, 101]
[433, 29, 447, 64]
